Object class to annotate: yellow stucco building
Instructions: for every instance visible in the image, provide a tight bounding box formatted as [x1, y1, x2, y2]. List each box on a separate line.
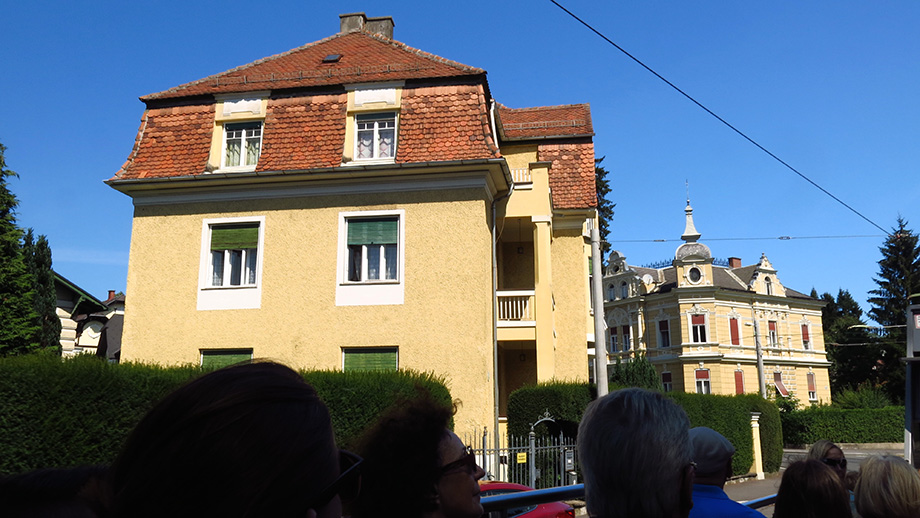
[602, 203, 831, 405]
[108, 13, 597, 434]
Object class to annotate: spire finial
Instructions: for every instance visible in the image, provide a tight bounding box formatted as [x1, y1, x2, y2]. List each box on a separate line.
[681, 196, 701, 243]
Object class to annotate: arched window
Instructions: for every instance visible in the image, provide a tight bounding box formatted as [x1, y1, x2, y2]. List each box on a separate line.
[764, 276, 773, 295]
[620, 281, 628, 299]
[607, 285, 616, 301]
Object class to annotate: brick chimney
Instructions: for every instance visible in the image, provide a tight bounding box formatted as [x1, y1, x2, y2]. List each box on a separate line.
[107, 290, 116, 302]
[728, 257, 742, 268]
[339, 13, 394, 39]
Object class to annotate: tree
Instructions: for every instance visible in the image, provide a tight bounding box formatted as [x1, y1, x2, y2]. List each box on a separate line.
[819, 289, 878, 397]
[608, 353, 660, 391]
[0, 141, 40, 355]
[866, 218, 920, 403]
[594, 157, 615, 262]
[23, 229, 61, 352]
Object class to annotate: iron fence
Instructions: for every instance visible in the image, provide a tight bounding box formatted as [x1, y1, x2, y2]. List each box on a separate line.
[464, 429, 579, 489]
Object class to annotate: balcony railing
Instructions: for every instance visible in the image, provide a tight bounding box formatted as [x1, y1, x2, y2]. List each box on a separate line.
[510, 168, 532, 186]
[497, 290, 536, 325]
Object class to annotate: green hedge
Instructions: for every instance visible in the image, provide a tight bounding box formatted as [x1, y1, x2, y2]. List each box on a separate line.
[0, 353, 450, 475]
[506, 382, 595, 438]
[781, 406, 904, 445]
[507, 382, 783, 475]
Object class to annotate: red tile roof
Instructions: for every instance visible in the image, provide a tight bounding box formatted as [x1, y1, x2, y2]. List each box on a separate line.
[116, 103, 215, 180]
[539, 142, 597, 210]
[398, 84, 499, 162]
[257, 93, 348, 171]
[143, 31, 484, 101]
[497, 104, 593, 139]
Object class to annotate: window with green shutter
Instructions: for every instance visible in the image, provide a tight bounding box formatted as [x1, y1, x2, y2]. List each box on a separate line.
[342, 347, 398, 372]
[346, 217, 399, 282]
[210, 223, 259, 287]
[201, 349, 253, 369]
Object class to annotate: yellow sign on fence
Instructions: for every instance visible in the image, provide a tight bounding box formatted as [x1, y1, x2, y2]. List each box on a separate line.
[516, 452, 527, 464]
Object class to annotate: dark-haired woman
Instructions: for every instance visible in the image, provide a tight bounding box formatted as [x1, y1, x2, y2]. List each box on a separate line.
[354, 395, 485, 518]
[774, 459, 852, 518]
[108, 361, 359, 518]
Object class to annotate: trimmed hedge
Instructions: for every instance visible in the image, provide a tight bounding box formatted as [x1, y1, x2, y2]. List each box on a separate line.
[0, 353, 450, 475]
[506, 382, 595, 438]
[781, 406, 904, 445]
[507, 382, 783, 476]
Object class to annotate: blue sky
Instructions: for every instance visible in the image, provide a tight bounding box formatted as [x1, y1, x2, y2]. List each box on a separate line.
[2, 1, 917, 321]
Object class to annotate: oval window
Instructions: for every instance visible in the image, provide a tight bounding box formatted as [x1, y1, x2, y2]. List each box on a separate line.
[689, 267, 702, 283]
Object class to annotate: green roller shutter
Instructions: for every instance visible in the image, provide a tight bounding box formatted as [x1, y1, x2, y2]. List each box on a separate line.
[343, 347, 398, 372]
[211, 224, 259, 250]
[347, 218, 398, 245]
[201, 349, 253, 369]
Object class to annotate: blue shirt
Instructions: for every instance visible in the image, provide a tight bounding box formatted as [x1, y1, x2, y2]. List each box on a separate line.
[688, 484, 765, 518]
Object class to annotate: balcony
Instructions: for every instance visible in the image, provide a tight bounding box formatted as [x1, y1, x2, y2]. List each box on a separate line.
[509, 168, 532, 188]
[497, 290, 535, 327]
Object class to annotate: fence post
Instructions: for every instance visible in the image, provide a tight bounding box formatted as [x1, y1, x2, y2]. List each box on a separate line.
[529, 429, 537, 488]
[751, 412, 765, 480]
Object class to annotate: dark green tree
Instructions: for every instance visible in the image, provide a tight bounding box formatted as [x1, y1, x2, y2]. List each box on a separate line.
[0, 142, 40, 355]
[595, 157, 615, 261]
[23, 229, 61, 353]
[608, 352, 660, 391]
[866, 218, 920, 403]
[819, 289, 878, 397]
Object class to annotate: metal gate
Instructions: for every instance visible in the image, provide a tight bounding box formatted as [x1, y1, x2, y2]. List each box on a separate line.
[464, 429, 578, 489]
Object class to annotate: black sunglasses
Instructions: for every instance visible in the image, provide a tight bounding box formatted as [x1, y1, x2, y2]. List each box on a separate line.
[307, 449, 363, 510]
[441, 446, 478, 475]
[822, 457, 847, 469]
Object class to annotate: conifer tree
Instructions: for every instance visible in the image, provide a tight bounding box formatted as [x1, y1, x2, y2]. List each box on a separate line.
[594, 157, 615, 261]
[820, 289, 877, 397]
[23, 229, 62, 353]
[866, 218, 920, 403]
[0, 142, 40, 355]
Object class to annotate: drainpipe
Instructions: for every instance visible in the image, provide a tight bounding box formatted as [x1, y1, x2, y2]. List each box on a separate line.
[491, 179, 513, 479]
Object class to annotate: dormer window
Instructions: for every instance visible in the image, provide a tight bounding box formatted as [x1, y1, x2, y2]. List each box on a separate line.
[764, 276, 773, 295]
[356, 112, 396, 160]
[223, 122, 262, 170]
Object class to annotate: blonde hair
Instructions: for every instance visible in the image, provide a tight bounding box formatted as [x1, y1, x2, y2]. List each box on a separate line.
[807, 439, 841, 460]
[855, 455, 920, 518]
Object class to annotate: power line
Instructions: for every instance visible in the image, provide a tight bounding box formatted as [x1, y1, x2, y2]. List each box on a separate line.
[549, 0, 890, 236]
[612, 234, 884, 244]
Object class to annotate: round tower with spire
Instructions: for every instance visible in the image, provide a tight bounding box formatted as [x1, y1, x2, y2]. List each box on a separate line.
[673, 200, 713, 287]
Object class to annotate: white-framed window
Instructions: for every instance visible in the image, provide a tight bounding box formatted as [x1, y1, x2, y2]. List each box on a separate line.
[730, 317, 741, 346]
[764, 276, 773, 295]
[807, 372, 817, 400]
[342, 347, 398, 372]
[346, 217, 399, 282]
[658, 320, 671, 348]
[768, 321, 778, 346]
[661, 372, 673, 393]
[222, 121, 263, 170]
[691, 314, 707, 343]
[695, 369, 711, 394]
[620, 281, 628, 299]
[621, 325, 631, 350]
[734, 370, 745, 395]
[198, 216, 265, 311]
[801, 324, 811, 349]
[355, 112, 396, 160]
[336, 210, 405, 306]
[608, 331, 618, 353]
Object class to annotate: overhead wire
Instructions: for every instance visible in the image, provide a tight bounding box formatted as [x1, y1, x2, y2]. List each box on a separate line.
[611, 234, 884, 244]
[549, 0, 890, 236]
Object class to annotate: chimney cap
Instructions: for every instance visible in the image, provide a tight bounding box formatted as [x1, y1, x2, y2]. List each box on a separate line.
[339, 12, 367, 33]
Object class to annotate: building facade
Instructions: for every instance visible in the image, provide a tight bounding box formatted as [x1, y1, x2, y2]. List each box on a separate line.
[602, 203, 831, 405]
[108, 13, 597, 433]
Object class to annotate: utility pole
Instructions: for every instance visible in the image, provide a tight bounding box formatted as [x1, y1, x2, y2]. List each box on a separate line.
[591, 227, 609, 397]
[752, 309, 767, 398]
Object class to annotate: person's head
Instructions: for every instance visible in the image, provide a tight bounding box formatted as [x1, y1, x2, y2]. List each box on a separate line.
[774, 459, 852, 518]
[354, 393, 484, 518]
[688, 427, 735, 488]
[807, 439, 847, 481]
[109, 361, 351, 518]
[854, 454, 920, 518]
[577, 388, 693, 518]
[0, 466, 108, 518]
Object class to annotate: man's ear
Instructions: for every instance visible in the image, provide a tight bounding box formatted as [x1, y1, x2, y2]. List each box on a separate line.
[678, 463, 694, 518]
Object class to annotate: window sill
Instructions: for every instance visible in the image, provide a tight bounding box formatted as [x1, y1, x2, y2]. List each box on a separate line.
[344, 158, 396, 167]
[340, 280, 400, 286]
[213, 165, 258, 174]
[201, 285, 259, 291]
